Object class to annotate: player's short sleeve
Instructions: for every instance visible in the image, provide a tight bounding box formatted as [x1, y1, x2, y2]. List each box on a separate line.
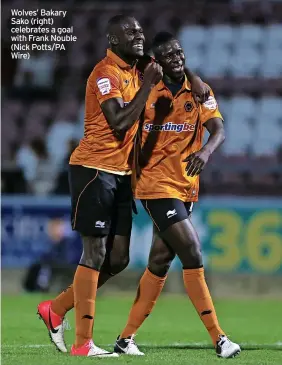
[199, 88, 223, 125]
[90, 65, 122, 104]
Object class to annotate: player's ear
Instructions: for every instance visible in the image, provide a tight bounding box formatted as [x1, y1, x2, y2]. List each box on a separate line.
[108, 34, 119, 46]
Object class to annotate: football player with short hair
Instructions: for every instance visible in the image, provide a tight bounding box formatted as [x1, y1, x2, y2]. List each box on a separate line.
[114, 32, 241, 359]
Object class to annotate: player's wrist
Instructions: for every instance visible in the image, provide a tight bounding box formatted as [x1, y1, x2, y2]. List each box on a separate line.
[201, 145, 213, 156]
[142, 79, 156, 91]
[143, 79, 155, 90]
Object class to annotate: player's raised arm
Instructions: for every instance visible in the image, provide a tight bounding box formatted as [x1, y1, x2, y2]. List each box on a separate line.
[136, 53, 154, 73]
[184, 67, 210, 104]
[101, 62, 162, 133]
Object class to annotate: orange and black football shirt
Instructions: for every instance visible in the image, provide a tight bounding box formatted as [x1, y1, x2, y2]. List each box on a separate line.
[70, 49, 141, 173]
[134, 77, 223, 202]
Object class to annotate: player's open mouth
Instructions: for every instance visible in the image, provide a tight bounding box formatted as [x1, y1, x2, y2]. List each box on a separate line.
[133, 44, 143, 50]
[172, 64, 183, 72]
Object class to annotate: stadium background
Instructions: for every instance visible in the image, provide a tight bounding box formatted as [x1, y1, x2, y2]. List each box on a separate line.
[1, 1, 282, 364]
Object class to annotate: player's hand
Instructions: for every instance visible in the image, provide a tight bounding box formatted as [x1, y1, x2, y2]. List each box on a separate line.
[137, 54, 154, 73]
[143, 62, 163, 86]
[183, 148, 211, 177]
[191, 76, 210, 105]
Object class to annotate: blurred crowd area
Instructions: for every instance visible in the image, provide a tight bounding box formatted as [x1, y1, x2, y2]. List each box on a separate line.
[1, 0, 282, 196]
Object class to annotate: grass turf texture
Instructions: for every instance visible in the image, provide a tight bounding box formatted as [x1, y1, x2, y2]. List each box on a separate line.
[2, 294, 282, 365]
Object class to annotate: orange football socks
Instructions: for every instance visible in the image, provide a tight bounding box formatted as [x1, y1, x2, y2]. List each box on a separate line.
[183, 267, 225, 345]
[51, 269, 114, 317]
[51, 285, 74, 317]
[73, 265, 99, 347]
[120, 268, 167, 338]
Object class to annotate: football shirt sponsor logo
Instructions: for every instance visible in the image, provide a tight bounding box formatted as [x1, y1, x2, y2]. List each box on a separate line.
[144, 122, 195, 133]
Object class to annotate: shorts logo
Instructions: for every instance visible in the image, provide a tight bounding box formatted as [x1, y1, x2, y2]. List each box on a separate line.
[97, 78, 111, 95]
[166, 209, 177, 218]
[144, 122, 195, 133]
[184, 101, 194, 112]
[203, 96, 217, 110]
[95, 220, 105, 228]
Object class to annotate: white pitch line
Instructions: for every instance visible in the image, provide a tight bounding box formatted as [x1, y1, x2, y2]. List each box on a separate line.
[1, 342, 282, 349]
[2, 344, 52, 348]
[164, 342, 282, 347]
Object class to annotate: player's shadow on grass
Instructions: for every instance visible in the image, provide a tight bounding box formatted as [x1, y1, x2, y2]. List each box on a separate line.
[140, 344, 282, 351]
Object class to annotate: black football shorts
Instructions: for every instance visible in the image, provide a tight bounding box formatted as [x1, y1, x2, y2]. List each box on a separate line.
[141, 198, 194, 232]
[69, 165, 133, 236]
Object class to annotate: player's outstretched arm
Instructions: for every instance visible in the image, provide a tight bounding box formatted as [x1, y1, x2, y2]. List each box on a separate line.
[101, 63, 162, 133]
[184, 118, 225, 177]
[184, 67, 210, 104]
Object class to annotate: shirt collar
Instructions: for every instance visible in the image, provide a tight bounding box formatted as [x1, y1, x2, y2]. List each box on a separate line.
[107, 49, 135, 70]
[183, 75, 191, 91]
[157, 75, 191, 92]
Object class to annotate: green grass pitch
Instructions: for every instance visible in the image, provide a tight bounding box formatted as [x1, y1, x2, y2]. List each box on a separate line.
[2, 294, 282, 365]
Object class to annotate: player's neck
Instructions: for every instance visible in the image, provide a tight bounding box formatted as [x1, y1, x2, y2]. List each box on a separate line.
[163, 74, 184, 86]
[111, 48, 137, 68]
[163, 74, 184, 97]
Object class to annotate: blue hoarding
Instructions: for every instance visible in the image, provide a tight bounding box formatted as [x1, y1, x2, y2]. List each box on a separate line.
[1, 196, 282, 273]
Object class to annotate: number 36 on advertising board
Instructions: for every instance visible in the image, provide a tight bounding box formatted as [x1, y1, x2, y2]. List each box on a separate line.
[207, 211, 282, 273]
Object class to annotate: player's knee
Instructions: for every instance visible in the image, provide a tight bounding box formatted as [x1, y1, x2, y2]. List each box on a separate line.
[111, 254, 130, 274]
[193, 246, 202, 264]
[148, 254, 173, 277]
[182, 246, 203, 269]
[190, 255, 202, 268]
[148, 262, 170, 277]
[80, 235, 107, 270]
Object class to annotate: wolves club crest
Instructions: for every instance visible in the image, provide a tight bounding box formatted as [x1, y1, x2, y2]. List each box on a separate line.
[184, 101, 193, 112]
